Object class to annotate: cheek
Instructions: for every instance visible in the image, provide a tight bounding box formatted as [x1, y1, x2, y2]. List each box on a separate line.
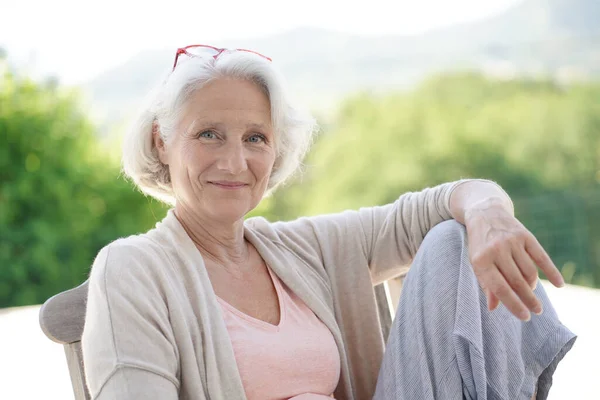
[249, 154, 275, 187]
[261, 153, 277, 179]
[179, 143, 196, 164]
[179, 144, 208, 173]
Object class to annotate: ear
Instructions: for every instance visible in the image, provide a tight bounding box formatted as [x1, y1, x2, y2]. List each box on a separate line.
[152, 121, 169, 165]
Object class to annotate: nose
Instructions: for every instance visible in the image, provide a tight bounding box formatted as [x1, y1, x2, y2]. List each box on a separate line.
[216, 141, 248, 174]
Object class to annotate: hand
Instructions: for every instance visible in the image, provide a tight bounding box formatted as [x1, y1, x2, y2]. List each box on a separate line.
[464, 198, 565, 321]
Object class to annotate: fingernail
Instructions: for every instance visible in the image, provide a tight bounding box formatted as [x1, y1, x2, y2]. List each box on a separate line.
[559, 277, 566, 287]
[531, 280, 538, 290]
[533, 306, 543, 315]
[520, 311, 531, 321]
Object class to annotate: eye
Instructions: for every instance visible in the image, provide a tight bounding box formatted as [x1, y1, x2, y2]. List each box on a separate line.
[198, 130, 217, 139]
[247, 134, 267, 143]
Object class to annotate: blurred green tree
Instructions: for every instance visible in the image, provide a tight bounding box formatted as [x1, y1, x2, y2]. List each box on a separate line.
[0, 70, 167, 307]
[298, 73, 599, 211]
[2, 67, 599, 308]
[262, 72, 600, 287]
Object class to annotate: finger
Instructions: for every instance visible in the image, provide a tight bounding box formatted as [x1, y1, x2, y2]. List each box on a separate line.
[512, 245, 539, 290]
[484, 264, 531, 321]
[525, 235, 565, 288]
[512, 249, 543, 314]
[496, 253, 541, 315]
[486, 289, 500, 311]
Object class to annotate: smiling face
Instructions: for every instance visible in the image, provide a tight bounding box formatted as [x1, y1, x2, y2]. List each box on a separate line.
[154, 78, 276, 223]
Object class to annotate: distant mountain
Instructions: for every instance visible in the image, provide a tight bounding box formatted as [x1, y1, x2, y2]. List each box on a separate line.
[83, 0, 600, 128]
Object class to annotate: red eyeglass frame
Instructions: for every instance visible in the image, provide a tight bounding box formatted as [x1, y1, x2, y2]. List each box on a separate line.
[172, 44, 272, 71]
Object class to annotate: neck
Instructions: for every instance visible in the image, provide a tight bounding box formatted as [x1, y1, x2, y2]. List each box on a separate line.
[174, 205, 248, 268]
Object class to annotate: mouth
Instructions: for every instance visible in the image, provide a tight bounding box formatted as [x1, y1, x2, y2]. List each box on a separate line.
[208, 181, 249, 190]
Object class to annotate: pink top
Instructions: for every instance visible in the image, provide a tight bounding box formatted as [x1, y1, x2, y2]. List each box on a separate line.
[217, 267, 341, 400]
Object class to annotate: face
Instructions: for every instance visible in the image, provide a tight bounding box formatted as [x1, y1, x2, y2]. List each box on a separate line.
[154, 78, 275, 223]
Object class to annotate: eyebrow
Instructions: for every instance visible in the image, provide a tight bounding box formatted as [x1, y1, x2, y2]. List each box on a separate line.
[245, 122, 271, 131]
[190, 119, 271, 132]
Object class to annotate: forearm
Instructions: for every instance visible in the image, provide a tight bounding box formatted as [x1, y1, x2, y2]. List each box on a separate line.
[449, 180, 514, 224]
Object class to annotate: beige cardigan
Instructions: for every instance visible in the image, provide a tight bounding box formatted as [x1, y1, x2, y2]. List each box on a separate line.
[81, 179, 481, 400]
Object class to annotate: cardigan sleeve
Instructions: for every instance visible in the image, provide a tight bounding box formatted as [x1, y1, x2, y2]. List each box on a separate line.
[81, 242, 180, 400]
[269, 179, 503, 285]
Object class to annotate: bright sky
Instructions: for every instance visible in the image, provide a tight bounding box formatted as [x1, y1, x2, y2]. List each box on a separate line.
[1, 0, 521, 84]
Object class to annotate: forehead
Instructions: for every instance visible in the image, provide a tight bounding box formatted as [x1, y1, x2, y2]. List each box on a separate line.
[183, 78, 272, 122]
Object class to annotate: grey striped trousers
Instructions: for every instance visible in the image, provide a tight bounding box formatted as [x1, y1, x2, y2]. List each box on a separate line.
[373, 220, 577, 400]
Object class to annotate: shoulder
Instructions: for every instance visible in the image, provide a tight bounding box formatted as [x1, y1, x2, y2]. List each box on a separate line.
[245, 216, 278, 238]
[97, 233, 164, 266]
[244, 213, 356, 257]
[246, 210, 367, 245]
[88, 233, 170, 291]
[245, 215, 312, 245]
[244, 215, 318, 257]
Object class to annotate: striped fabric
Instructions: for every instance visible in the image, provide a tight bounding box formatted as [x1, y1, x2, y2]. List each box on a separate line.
[373, 220, 577, 400]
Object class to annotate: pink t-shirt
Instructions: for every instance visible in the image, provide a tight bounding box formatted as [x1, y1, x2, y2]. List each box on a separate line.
[217, 267, 341, 400]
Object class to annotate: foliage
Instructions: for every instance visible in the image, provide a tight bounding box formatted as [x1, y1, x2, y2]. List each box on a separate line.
[296, 73, 597, 211]
[0, 70, 167, 307]
[261, 72, 600, 287]
[1, 68, 599, 308]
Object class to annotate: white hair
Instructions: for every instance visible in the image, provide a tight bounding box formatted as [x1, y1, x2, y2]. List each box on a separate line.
[121, 50, 318, 206]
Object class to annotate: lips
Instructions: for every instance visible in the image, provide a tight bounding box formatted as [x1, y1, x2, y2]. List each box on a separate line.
[208, 181, 248, 189]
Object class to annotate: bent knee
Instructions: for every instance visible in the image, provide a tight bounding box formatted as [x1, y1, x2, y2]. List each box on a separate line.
[425, 219, 466, 245]
[412, 220, 468, 274]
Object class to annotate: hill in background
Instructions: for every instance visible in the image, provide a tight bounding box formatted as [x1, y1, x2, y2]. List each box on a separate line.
[83, 0, 600, 127]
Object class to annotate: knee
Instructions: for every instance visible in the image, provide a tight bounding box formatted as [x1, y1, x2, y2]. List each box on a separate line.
[422, 220, 467, 249]
[412, 220, 468, 277]
[401, 220, 470, 310]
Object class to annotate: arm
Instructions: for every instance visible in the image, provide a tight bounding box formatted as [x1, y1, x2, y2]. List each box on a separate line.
[269, 179, 479, 285]
[82, 243, 180, 400]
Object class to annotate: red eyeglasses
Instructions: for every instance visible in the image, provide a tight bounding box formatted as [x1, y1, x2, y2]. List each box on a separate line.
[172, 44, 272, 71]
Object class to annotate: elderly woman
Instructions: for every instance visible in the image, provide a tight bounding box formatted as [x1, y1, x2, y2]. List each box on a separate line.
[81, 45, 576, 400]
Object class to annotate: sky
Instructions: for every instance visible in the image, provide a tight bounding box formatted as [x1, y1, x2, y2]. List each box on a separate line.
[1, 0, 522, 84]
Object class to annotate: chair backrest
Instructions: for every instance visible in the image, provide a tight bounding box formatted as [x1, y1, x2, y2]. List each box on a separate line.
[39, 280, 90, 400]
[39, 280, 395, 400]
[374, 283, 393, 342]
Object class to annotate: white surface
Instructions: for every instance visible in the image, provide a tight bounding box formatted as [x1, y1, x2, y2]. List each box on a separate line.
[0, 280, 597, 399]
[0, 305, 73, 400]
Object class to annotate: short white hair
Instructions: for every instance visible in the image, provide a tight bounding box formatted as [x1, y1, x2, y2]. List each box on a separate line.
[121, 50, 318, 206]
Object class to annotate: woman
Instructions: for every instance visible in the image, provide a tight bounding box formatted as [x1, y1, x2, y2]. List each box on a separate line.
[81, 45, 576, 400]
